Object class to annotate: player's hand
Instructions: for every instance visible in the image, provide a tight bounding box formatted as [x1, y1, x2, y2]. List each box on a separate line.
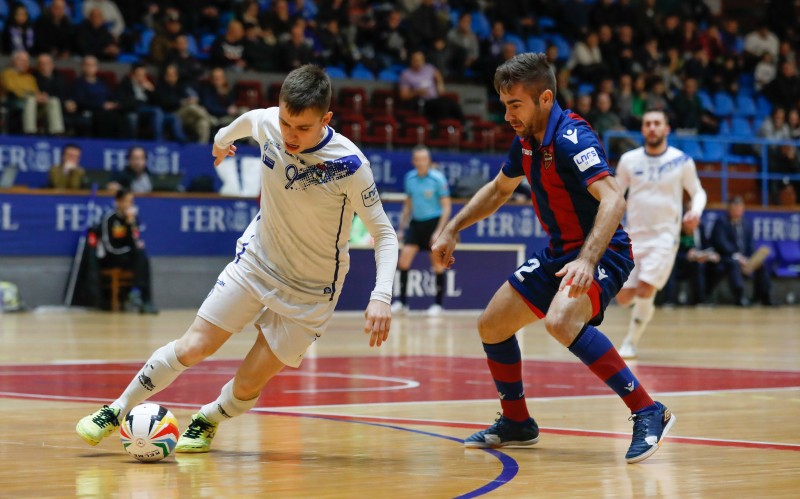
[431, 228, 457, 269]
[364, 299, 391, 347]
[683, 211, 701, 231]
[555, 258, 595, 298]
[212, 143, 237, 167]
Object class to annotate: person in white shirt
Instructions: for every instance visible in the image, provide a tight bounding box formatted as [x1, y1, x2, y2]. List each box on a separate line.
[76, 65, 399, 452]
[615, 109, 707, 358]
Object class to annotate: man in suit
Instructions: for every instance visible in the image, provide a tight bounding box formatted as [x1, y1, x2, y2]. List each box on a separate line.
[710, 196, 773, 306]
[662, 208, 719, 306]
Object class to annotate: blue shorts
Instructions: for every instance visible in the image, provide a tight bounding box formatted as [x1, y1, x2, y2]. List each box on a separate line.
[508, 246, 634, 326]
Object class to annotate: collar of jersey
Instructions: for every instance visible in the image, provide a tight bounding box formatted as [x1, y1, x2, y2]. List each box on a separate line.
[527, 100, 562, 150]
[300, 126, 334, 154]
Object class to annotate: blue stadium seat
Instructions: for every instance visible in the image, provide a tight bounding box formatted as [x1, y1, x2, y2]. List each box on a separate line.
[117, 53, 140, 63]
[712, 92, 735, 118]
[470, 11, 491, 40]
[18, 0, 40, 21]
[701, 140, 726, 161]
[199, 33, 216, 57]
[185, 34, 199, 57]
[325, 66, 348, 79]
[547, 34, 570, 61]
[738, 73, 755, 96]
[539, 17, 556, 30]
[731, 117, 753, 137]
[735, 95, 757, 118]
[377, 69, 399, 83]
[756, 95, 772, 120]
[504, 34, 526, 55]
[672, 137, 704, 161]
[134, 29, 155, 57]
[527, 36, 547, 54]
[0, 0, 8, 19]
[725, 153, 757, 165]
[350, 66, 375, 80]
[577, 83, 594, 96]
[697, 90, 714, 113]
[718, 119, 730, 135]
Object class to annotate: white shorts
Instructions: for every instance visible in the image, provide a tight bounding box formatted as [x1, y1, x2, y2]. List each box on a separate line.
[623, 244, 678, 291]
[197, 260, 337, 367]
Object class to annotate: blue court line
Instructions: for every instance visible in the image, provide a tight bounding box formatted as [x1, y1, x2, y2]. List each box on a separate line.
[264, 411, 519, 498]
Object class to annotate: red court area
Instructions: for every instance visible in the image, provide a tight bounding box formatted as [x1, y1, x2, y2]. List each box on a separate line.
[2, 357, 799, 407]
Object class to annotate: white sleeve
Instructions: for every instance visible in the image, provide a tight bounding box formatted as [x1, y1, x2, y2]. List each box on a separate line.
[346, 165, 398, 305]
[214, 109, 267, 148]
[615, 154, 631, 193]
[681, 157, 707, 215]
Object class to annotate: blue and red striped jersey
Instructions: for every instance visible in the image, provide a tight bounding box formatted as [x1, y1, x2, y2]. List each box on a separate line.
[501, 102, 630, 255]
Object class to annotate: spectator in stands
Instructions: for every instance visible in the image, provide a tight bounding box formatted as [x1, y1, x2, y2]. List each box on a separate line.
[777, 41, 796, 67]
[76, 8, 120, 61]
[679, 0, 712, 28]
[768, 144, 800, 205]
[210, 19, 247, 70]
[82, 0, 126, 39]
[567, 31, 604, 82]
[758, 107, 791, 140]
[632, 0, 658, 42]
[589, 0, 619, 30]
[629, 73, 649, 128]
[658, 14, 682, 52]
[32, 0, 74, 59]
[68, 55, 125, 138]
[614, 73, 634, 128]
[679, 20, 704, 58]
[662, 211, 719, 306]
[645, 77, 670, 113]
[98, 188, 158, 314]
[447, 12, 480, 74]
[787, 109, 800, 140]
[0, 51, 65, 135]
[765, 61, 800, 111]
[197, 67, 241, 132]
[318, 18, 360, 72]
[486, 0, 539, 37]
[636, 37, 661, 76]
[48, 143, 86, 189]
[259, 0, 295, 40]
[713, 55, 741, 95]
[150, 9, 185, 66]
[754, 52, 778, 92]
[699, 24, 725, 61]
[2, 3, 35, 55]
[616, 24, 636, 76]
[719, 18, 743, 56]
[555, 69, 574, 111]
[406, 0, 441, 51]
[151, 65, 189, 144]
[243, 23, 279, 73]
[117, 63, 165, 141]
[597, 24, 619, 78]
[427, 37, 455, 78]
[743, 23, 779, 68]
[238, 0, 261, 26]
[167, 35, 205, 84]
[278, 19, 315, 71]
[291, 0, 318, 24]
[671, 77, 718, 134]
[33, 53, 71, 130]
[683, 47, 713, 88]
[710, 196, 773, 306]
[108, 146, 153, 193]
[588, 92, 636, 154]
[660, 47, 684, 92]
[375, 9, 407, 69]
[399, 50, 463, 122]
[557, 0, 591, 37]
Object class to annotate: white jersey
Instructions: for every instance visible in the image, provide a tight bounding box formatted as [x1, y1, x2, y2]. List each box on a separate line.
[214, 107, 398, 304]
[616, 145, 706, 248]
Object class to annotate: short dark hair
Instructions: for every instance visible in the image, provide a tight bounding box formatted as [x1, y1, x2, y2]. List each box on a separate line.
[642, 108, 669, 125]
[412, 144, 429, 155]
[115, 188, 131, 201]
[63, 143, 81, 152]
[127, 145, 146, 159]
[494, 52, 556, 100]
[729, 195, 744, 205]
[279, 65, 332, 115]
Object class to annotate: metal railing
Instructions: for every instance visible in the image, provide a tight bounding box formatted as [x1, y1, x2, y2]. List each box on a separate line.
[604, 130, 800, 207]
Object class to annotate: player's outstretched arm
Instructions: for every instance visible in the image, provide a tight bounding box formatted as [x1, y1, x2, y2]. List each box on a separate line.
[364, 299, 391, 347]
[556, 175, 626, 298]
[431, 171, 521, 269]
[212, 109, 264, 166]
[212, 143, 237, 167]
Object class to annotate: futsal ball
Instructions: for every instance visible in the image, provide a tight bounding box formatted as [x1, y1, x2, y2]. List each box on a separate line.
[120, 403, 180, 462]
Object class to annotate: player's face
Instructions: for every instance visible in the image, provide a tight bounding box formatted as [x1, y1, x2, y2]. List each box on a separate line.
[412, 149, 431, 173]
[641, 111, 670, 148]
[116, 193, 134, 214]
[278, 103, 333, 154]
[499, 83, 552, 139]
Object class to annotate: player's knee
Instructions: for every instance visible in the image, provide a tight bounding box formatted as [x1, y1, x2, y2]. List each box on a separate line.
[543, 313, 578, 345]
[175, 326, 222, 366]
[477, 312, 505, 343]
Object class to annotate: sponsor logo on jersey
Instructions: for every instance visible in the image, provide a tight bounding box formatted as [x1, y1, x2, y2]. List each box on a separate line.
[573, 147, 601, 171]
[362, 183, 379, 207]
[563, 128, 579, 144]
[522, 148, 533, 156]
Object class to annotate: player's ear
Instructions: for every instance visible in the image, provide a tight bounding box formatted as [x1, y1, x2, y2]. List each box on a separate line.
[321, 111, 333, 127]
[540, 89, 553, 107]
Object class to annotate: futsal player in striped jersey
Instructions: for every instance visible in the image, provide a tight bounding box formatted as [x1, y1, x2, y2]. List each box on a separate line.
[76, 65, 398, 452]
[615, 110, 707, 359]
[432, 53, 675, 463]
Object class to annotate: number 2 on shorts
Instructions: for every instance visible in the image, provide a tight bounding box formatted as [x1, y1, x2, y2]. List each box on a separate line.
[514, 258, 541, 282]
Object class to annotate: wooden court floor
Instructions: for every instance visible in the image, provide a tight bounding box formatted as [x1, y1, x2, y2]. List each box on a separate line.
[0, 305, 798, 498]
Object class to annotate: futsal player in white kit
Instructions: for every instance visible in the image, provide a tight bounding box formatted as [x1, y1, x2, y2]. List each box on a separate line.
[76, 65, 399, 452]
[615, 109, 706, 359]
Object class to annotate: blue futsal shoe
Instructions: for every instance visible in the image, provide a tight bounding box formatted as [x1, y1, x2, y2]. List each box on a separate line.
[464, 414, 540, 449]
[626, 401, 675, 463]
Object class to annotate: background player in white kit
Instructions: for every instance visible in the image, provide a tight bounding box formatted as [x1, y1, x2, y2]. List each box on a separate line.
[615, 109, 707, 358]
[76, 65, 399, 452]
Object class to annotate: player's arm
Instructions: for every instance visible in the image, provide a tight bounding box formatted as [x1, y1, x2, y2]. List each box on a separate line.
[211, 110, 264, 166]
[398, 196, 412, 240]
[433, 194, 452, 242]
[432, 170, 522, 269]
[349, 167, 398, 348]
[681, 157, 707, 231]
[556, 176, 626, 297]
[614, 154, 631, 194]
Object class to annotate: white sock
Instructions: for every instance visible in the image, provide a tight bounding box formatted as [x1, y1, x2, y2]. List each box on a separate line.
[111, 340, 188, 419]
[622, 296, 656, 348]
[199, 379, 259, 423]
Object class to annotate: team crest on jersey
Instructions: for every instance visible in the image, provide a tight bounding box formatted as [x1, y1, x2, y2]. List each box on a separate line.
[542, 149, 553, 169]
